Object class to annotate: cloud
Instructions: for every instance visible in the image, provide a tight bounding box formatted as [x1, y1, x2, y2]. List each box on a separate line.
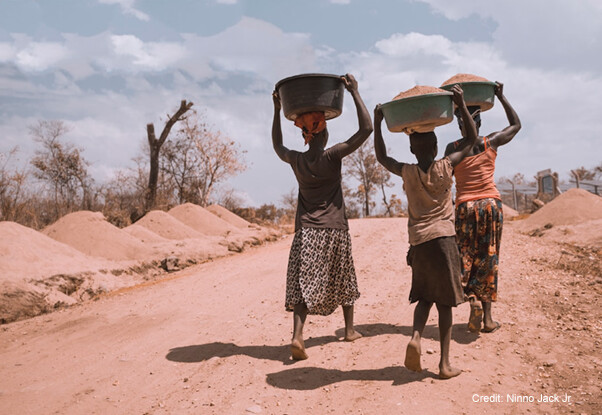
[109, 35, 188, 71]
[330, 0, 351, 4]
[375, 32, 453, 58]
[1, 7, 601, 207]
[97, 0, 150, 21]
[333, 29, 602, 186]
[216, 0, 238, 4]
[13, 41, 69, 72]
[415, 0, 602, 72]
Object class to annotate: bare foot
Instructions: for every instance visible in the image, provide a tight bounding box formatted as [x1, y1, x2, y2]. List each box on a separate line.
[344, 330, 363, 342]
[468, 302, 483, 333]
[439, 365, 462, 379]
[404, 339, 422, 372]
[290, 339, 308, 360]
[482, 321, 501, 333]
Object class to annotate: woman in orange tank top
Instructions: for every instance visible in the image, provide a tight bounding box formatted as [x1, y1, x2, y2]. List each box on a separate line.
[444, 82, 521, 334]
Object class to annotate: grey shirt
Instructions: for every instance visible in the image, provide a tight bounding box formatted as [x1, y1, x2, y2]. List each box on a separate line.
[289, 147, 348, 232]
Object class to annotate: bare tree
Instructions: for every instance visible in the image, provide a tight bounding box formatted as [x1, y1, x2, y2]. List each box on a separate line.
[0, 147, 29, 222]
[343, 140, 393, 217]
[595, 162, 602, 179]
[195, 130, 247, 207]
[160, 113, 246, 207]
[216, 188, 245, 212]
[145, 100, 194, 211]
[278, 187, 297, 224]
[29, 120, 92, 219]
[571, 166, 596, 182]
[161, 132, 203, 204]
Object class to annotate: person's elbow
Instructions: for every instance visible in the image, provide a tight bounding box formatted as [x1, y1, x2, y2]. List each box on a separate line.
[360, 125, 373, 138]
[374, 148, 387, 164]
[514, 120, 522, 133]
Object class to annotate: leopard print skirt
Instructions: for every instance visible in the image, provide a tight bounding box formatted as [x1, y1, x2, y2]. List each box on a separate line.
[285, 227, 360, 316]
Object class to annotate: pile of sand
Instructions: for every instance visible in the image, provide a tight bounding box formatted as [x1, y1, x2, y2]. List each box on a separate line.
[168, 203, 238, 236]
[513, 188, 602, 248]
[123, 224, 168, 243]
[441, 73, 491, 86]
[43, 211, 153, 261]
[0, 221, 110, 281]
[520, 189, 602, 231]
[502, 203, 519, 218]
[206, 204, 252, 229]
[518, 188, 602, 231]
[135, 210, 203, 240]
[393, 85, 447, 100]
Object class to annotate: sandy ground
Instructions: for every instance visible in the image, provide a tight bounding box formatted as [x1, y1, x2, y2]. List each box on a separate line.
[0, 216, 600, 415]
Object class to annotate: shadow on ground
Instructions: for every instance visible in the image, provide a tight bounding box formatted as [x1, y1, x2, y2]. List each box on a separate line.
[265, 366, 436, 390]
[166, 322, 477, 367]
[166, 334, 339, 365]
[337, 322, 479, 345]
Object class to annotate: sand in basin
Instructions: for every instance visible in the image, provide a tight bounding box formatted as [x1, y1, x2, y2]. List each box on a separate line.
[441, 73, 491, 86]
[135, 210, 204, 240]
[518, 188, 602, 231]
[43, 211, 153, 261]
[168, 203, 238, 236]
[0, 221, 111, 281]
[393, 85, 448, 100]
[206, 204, 251, 229]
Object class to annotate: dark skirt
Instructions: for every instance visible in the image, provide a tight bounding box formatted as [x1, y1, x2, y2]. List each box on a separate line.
[406, 236, 464, 307]
[455, 198, 503, 302]
[285, 227, 360, 316]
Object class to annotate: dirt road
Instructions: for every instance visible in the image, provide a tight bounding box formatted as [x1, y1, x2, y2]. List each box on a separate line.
[0, 218, 599, 414]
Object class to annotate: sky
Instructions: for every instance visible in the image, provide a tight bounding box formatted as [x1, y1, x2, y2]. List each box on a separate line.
[1, 0, 601, 208]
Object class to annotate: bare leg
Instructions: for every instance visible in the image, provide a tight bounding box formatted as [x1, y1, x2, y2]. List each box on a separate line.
[291, 303, 308, 360]
[482, 301, 501, 333]
[342, 305, 362, 342]
[436, 303, 462, 379]
[467, 295, 483, 333]
[405, 300, 432, 372]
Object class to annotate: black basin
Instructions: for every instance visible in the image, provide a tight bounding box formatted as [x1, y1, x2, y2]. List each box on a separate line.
[275, 73, 345, 121]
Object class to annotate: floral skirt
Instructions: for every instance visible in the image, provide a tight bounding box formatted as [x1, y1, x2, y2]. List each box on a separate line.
[455, 198, 503, 302]
[285, 227, 360, 316]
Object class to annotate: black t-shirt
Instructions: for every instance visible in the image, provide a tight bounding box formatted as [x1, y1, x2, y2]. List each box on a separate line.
[289, 147, 348, 232]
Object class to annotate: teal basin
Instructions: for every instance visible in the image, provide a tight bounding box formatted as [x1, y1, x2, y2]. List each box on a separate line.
[440, 81, 496, 111]
[380, 92, 454, 134]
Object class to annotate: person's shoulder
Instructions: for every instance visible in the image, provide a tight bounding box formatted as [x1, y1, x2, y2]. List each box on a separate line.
[324, 145, 344, 161]
[444, 140, 458, 155]
[435, 157, 453, 173]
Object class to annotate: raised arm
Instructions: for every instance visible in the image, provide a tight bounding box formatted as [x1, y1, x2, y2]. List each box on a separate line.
[272, 91, 295, 164]
[373, 105, 405, 176]
[486, 82, 521, 150]
[447, 85, 478, 167]
[330, 74, 373, 158]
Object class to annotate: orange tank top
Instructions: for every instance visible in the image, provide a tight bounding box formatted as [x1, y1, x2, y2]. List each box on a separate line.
[453, 137, 501, 205]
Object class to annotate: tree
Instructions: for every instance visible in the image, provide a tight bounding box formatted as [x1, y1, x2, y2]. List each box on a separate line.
[595, 163, 602, 179]
[571, 166, 596, 182]
[279, 187, 297, 222]
[343, 140, 393, 217]
[386, 193, 405, 217]
[160, 113, 246, 207]
[195, 130, 247, 207]
[29, 120, 92, 219]
[0, 147, 29, 222]
[161, 128, 204, 204]
[145, 100, 194, 211]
